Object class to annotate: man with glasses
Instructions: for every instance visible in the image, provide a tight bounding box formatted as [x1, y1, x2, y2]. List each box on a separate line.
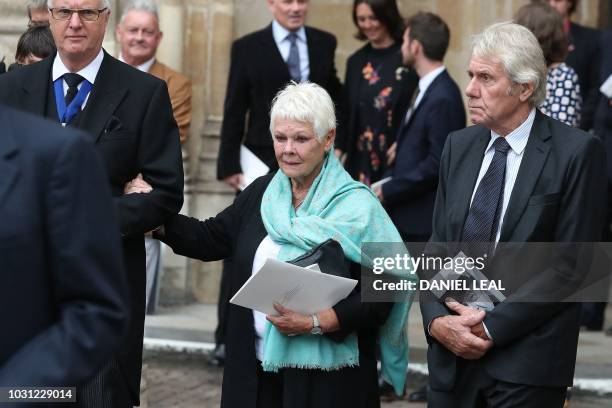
[0, 1, 184, 407]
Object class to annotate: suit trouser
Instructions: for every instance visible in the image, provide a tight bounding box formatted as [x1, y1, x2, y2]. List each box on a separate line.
[77, 359, 132, 408]
[427, 358, 566, 408]
[144, 235, 162, 312]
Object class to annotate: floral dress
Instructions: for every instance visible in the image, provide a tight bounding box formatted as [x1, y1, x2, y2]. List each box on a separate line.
[352, 44, 404, 186]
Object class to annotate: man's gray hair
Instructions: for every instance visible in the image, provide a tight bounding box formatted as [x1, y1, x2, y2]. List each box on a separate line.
[471, 22, 547, 106]
[120, 0, 159, 24]
[270, 82, 336, 143]
[47, 0, 111, 9]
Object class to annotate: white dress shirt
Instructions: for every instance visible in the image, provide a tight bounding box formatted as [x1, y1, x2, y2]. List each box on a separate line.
[469, 108, 536, 244]
[119, 54, 155, 73]
[403, 65, 446, 124]
[52, 48, 104, 109]
[271, 19, 310, 81]
[251, 235, 281, 361]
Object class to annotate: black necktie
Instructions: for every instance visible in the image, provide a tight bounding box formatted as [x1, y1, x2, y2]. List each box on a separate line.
[462, 137, 512, 257]
[63, 73, 85, 106]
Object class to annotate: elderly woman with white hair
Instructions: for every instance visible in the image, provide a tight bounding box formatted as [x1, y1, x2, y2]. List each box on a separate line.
[133, 82, 413, 407]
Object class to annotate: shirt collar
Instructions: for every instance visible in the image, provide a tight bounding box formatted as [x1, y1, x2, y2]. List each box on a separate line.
[52, 48, 104, 84]
[272, 19, 306, 44]
[119, 53, 156, 73]
[488, 108, 536, 155]
[418, 66, 446, 94]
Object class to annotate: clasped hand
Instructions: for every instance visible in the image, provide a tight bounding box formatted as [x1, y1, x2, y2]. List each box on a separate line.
[429, 299, 493, 360]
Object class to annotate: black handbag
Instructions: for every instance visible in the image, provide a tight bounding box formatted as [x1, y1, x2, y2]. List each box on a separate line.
[288, 239, 351, 279]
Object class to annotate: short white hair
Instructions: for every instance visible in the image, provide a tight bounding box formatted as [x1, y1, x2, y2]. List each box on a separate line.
[47, 0, 111, 9]
[120, 0, 159, 24]
[270, 82, 336, 143]
[471, 22, 547, 106]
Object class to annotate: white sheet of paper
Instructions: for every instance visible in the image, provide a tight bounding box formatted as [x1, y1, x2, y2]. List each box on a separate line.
[239, 145, 270, 190]
[370, 176, 392, 191]
[229, 258, 357, 316]
[600, 73, 612, 98]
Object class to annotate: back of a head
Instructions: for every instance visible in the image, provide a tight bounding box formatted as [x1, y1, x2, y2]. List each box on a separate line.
[405, 12, 450, 62]
[269, 82, 336, 142]
[15, 24, 56, 64]
[472, 22, 547, 106]
[515, 2, 568, 65]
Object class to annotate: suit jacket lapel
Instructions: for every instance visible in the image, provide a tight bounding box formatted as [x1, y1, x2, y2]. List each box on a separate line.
[260, 25, 292, 80]
[305, 27, 321, 82]
[499, 111, 551, 241]
[22, 57, 53, 117]
[449, 126, 490, 241]
[77, 51, 127, 143]
[0, 112, 20, 208]
[398, 71, 447, 146]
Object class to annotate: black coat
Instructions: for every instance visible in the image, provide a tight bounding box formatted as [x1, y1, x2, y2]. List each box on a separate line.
[0, 107, 128, 391]
[161, 173, 392, 408]
[566, 22, 601, 130]
[217, 25, 344, 179]
[0, 51, 184, 405]
[421, 111, 607, 391]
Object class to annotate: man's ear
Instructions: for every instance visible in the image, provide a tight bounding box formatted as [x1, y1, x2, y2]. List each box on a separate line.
[518, 82, 535, 102]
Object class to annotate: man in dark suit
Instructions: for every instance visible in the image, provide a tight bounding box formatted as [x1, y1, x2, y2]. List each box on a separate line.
[420, 22, 606, 407]
[375, 12, 465, 243]
[217, 0, 343, 190]
[546, 0, 601, 130]
[0, 106, 128, 396]
[0, 1, 184, 406]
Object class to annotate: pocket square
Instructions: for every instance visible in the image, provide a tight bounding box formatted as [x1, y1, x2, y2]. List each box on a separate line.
[104, 116, 124, 132]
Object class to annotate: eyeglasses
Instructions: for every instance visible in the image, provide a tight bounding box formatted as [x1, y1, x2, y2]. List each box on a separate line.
[49, 8, 108, 22]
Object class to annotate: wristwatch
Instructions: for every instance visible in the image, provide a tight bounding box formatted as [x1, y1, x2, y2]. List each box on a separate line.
[310, 314, 323, 335]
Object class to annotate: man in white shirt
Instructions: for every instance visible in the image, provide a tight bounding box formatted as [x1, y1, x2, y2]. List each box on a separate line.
[216, 0, 343, 190]
[420, 22, 606, 408]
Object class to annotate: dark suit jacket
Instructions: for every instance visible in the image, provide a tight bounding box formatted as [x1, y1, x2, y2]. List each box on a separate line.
[566, 22, 601, 130]
[420, 111, 607, 390]
[337, 43, 418, 164]
[383, 70, 465, 238]
[0, 107, 128, 391]
[217, 24, 343, 179]
[0, 51, 184, 404]
[160, 173, 391, 408]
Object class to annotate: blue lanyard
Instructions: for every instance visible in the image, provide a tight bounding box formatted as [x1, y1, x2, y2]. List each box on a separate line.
[54, 78, 93, 125]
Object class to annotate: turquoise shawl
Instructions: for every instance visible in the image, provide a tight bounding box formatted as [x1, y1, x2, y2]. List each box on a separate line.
[260, 151, 415, 395]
